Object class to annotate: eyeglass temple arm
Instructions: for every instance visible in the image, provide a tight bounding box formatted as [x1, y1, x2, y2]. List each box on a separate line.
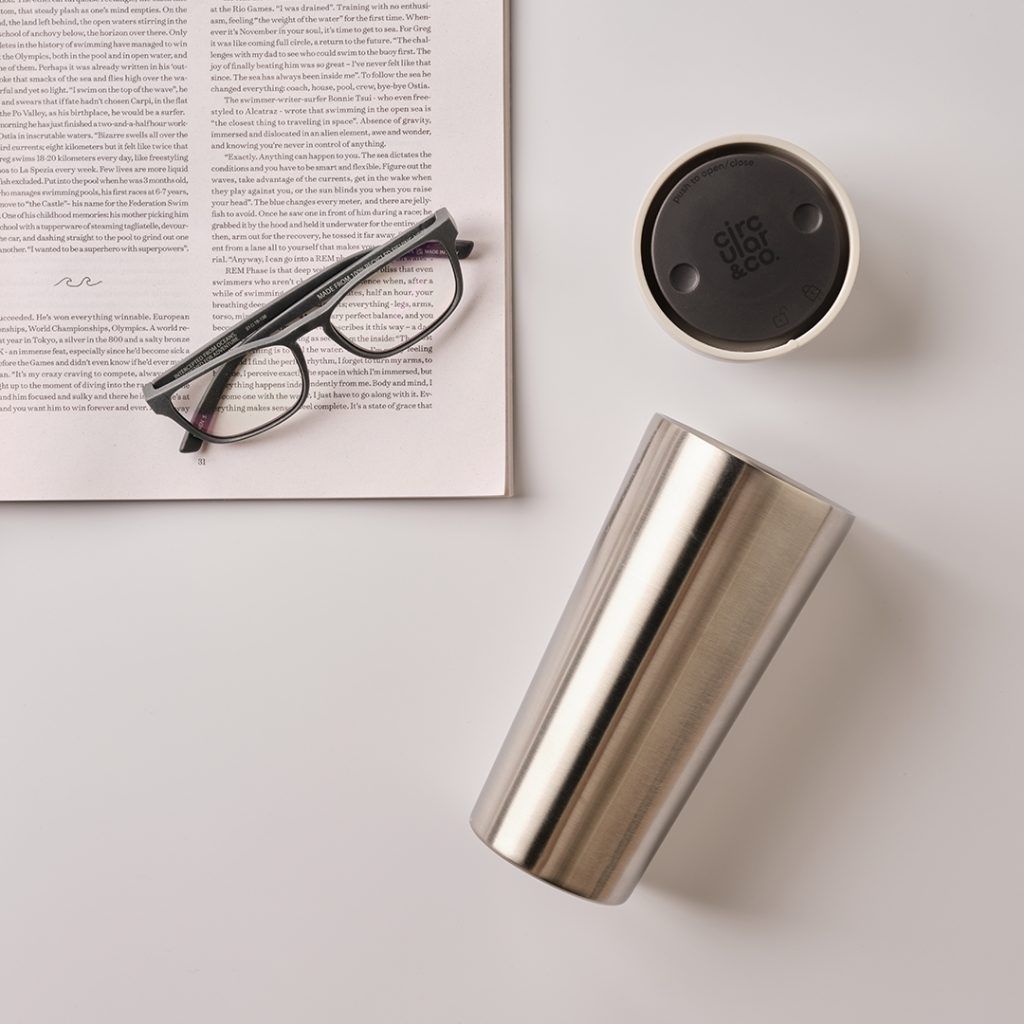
[179, 237, 475, 454]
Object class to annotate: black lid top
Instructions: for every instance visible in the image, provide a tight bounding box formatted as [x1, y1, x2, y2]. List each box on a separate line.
[641, 144, 850, 350]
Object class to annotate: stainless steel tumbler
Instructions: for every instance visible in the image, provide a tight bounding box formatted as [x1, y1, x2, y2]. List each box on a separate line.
[471, 414, 853, 904]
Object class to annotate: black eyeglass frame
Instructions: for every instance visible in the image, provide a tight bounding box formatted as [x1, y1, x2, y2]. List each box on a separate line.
[143, 209, 473, 451]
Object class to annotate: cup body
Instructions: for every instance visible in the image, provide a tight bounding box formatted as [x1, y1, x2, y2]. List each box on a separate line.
[471, 414, 854, 903]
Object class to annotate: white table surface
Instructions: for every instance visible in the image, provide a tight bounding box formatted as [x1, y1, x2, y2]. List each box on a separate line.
[3, 2, 1023, 1020]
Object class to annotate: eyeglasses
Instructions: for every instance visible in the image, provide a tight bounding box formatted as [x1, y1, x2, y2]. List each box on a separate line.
[143, 209, 473, 453]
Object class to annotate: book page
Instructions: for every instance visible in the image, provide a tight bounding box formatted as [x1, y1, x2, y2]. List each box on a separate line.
[0, 0, 510, 499]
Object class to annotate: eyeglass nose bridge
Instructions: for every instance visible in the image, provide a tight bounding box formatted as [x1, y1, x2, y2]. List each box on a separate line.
[321, 316, 349, 349]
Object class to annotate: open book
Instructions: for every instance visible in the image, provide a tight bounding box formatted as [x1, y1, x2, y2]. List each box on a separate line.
[0, 0, 511, 499]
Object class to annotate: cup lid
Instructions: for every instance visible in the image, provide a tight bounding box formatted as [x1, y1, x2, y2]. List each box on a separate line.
[636, 136, 859, 359]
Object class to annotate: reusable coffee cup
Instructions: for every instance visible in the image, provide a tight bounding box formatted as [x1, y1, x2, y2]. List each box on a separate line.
[471, 414, 853, 904]
[635, 135, 860, 360]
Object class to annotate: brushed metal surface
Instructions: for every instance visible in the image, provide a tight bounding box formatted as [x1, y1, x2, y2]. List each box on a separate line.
[471, 414, 853, 904]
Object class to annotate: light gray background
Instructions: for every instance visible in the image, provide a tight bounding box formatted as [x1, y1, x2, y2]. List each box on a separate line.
[3, 1, 1022, 1020]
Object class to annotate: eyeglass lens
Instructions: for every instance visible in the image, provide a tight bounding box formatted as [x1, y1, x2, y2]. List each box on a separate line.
[170, 344, 304, 439]
[328, 241, 457, 354]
